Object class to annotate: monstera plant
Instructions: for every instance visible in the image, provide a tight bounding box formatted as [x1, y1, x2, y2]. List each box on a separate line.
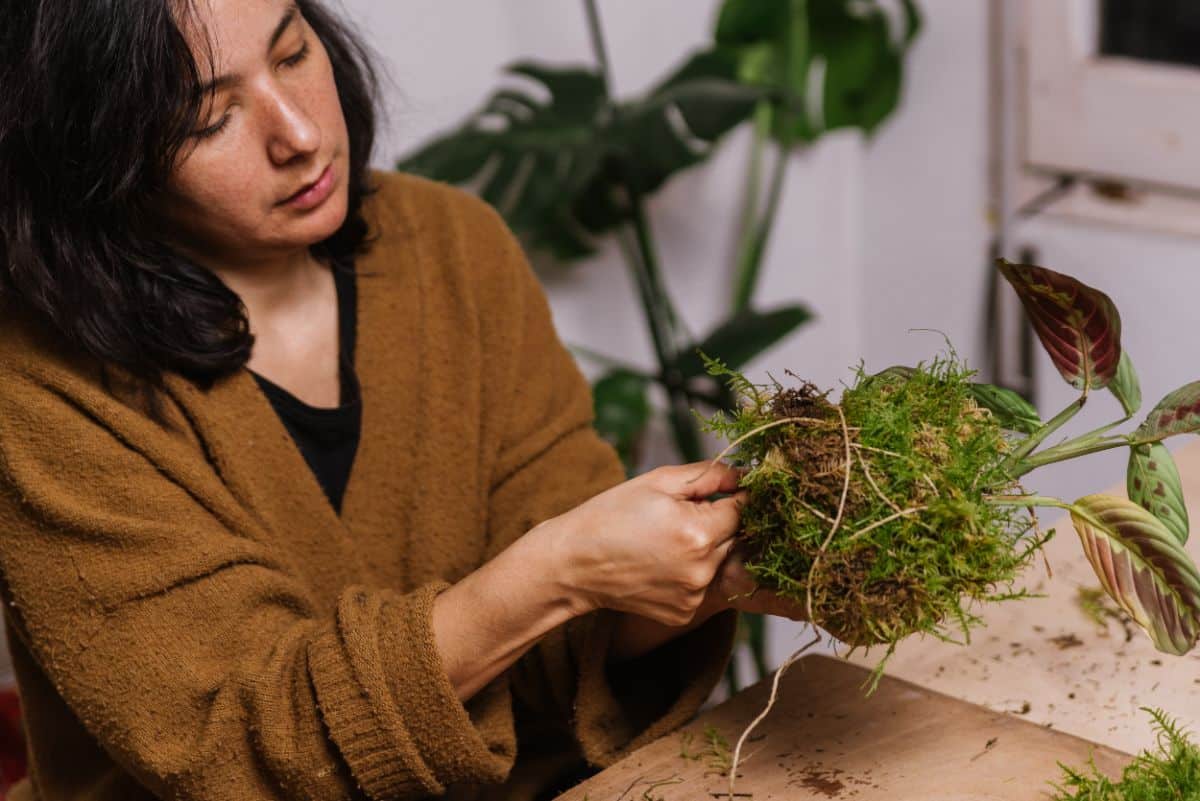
[398, 0, 920, 468]
[398, 0, 921, 691]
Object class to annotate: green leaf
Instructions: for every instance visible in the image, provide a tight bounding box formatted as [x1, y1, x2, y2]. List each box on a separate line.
[1070, 494, 1200, 655]
[870, 364, 917, 383]
[397, 56, 761, 260]
[900, 0, 923, 45]
[997, 259, 1123, 392]
[1137, 381, 1200, 442]
[646, 48, 757, 135]
[1110, 350, 1142, 417]
[396, 130, 496, 185]
[677, 304, 813, 379]
[812, 2, 902, 134]
[1128, 443, 1189, 545]
[711, 0, 921, 146]
[397, 61, 607, 261]
[714, 0, 789, 45]
[968, 383, 1042, 434]
[592, 369, 651, 473]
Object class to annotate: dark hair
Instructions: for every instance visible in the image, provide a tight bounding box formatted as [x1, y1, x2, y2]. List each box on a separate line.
[0, 0, 378, 420]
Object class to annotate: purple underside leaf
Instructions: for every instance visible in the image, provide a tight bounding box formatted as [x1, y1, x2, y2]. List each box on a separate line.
[1071, 494, 1200, 655]
[997, 260, 1122, 391]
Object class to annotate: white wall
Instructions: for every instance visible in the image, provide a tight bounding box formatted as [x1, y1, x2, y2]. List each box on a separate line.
[353, 0, 863, 393]
[349, 0, 1200, 673]
[350, 0, 869, 672]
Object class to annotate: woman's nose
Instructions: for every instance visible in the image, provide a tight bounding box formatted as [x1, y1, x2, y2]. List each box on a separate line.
[264, 90, 321, 165]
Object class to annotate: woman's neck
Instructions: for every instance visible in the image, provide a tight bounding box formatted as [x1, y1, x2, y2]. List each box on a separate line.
[211, 248, 327, 320]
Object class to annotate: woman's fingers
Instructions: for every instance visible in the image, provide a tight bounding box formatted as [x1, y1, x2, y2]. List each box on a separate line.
[701, 491, 747, 542]
[739, 588, 810, 622]
[715, 553, 757, 598]
[709, 554, 810, 621]
[659, 460, 744, 499]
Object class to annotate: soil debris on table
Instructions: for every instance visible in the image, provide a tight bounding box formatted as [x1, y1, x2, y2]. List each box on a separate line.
[969, 736, 1000, 762]
[795, 766, 847, 798]
[1051, 633, 1085, 650]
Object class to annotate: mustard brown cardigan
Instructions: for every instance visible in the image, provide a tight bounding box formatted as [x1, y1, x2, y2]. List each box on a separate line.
[0, 172, 737, 800]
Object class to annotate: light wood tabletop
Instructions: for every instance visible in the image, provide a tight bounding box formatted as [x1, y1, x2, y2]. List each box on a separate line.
[555, 654, 1129, 800]
[844, 438, 1200, 755]
[553, 442, 1200, 800]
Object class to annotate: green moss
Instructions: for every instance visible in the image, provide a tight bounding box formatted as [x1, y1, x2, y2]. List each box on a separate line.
[1053, 709, 1200, 800]
[700, 353, 1050, 681]
[678, 725, 733, 776]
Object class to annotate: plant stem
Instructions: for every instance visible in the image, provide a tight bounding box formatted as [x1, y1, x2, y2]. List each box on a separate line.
[614, 232, 676, 381]
[730, 0, 808, 314]
[1015, 434, 1133, 476]
[628, 193, 688, 357]
[1003, 395, 1086, 472]
[584, 0, 700, 461]
[583, 0, 613, 103]
[730, 101, 771, 314]
[985, 494, 1074, 512]
[1065, 416, 1129, 446]
[615, 226, 702, 461]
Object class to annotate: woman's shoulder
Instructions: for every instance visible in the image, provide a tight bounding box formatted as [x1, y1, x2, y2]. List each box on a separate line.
[361, 170, 529, 299]
[0, 299, 86, 383]
[364, 170, 511, 236]
[363, 170, 516, 258]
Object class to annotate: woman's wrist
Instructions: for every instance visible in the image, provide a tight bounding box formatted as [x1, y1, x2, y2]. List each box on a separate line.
[430, 521, 587, 701]
[524, 516, 598, 619]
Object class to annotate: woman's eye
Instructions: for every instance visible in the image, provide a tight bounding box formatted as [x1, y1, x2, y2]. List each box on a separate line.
[280, 41, 310, 69]
[194, 114, 231, 140]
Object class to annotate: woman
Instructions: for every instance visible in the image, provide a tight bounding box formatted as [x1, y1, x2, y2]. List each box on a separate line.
[0, 1, 807, 799]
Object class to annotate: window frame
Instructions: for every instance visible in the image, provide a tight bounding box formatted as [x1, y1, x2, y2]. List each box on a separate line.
[1023, 0, 1200, 194]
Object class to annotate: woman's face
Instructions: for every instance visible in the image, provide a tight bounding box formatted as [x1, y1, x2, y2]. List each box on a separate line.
[162, 0, 351, 268]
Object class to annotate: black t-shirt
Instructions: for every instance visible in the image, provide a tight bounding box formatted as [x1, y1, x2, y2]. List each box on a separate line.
[249, 263, 361, 514]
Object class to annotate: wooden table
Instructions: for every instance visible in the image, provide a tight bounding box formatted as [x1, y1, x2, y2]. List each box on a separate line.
[555, 445, 1200, 799]
[555, 654, 1128, 800]
[844, 439, 1200, 755]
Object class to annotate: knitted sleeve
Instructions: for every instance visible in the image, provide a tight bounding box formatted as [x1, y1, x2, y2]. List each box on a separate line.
[466, 193, 739, 770]
[0, 353, 516, 800]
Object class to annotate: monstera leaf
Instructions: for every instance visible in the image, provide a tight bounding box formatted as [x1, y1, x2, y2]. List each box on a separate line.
[997, 260, 1122, 392]
[676, 304, 812, 379]
[1070, 494, 1200, 655]
[712, 0, 921, 142]
[398, 56, 762, 260]
[1128, 443, 1189, 545]
[1136, 381, 1200, 442]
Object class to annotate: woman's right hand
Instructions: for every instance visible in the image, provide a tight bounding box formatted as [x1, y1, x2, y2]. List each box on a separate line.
[537, 461, 747, 627]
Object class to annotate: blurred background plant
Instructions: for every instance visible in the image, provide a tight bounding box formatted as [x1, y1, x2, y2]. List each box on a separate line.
[398, 0, 920, 692]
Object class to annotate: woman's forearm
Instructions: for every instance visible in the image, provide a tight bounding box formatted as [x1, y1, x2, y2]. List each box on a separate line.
[430, 526, 727, 701]
[430, 524, 584, 702]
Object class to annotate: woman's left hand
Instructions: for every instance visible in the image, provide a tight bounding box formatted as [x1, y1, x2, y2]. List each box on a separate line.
[702, 548, 809, 622]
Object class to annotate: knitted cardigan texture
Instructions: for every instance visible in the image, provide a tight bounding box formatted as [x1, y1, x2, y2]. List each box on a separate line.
[0, 172, 737, 800]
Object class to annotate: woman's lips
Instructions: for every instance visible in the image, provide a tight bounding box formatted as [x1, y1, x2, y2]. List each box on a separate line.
[282, 164, 335, 210]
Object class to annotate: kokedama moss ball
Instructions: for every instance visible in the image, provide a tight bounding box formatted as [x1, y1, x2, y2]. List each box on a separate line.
[702, 355, 1049, 653]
